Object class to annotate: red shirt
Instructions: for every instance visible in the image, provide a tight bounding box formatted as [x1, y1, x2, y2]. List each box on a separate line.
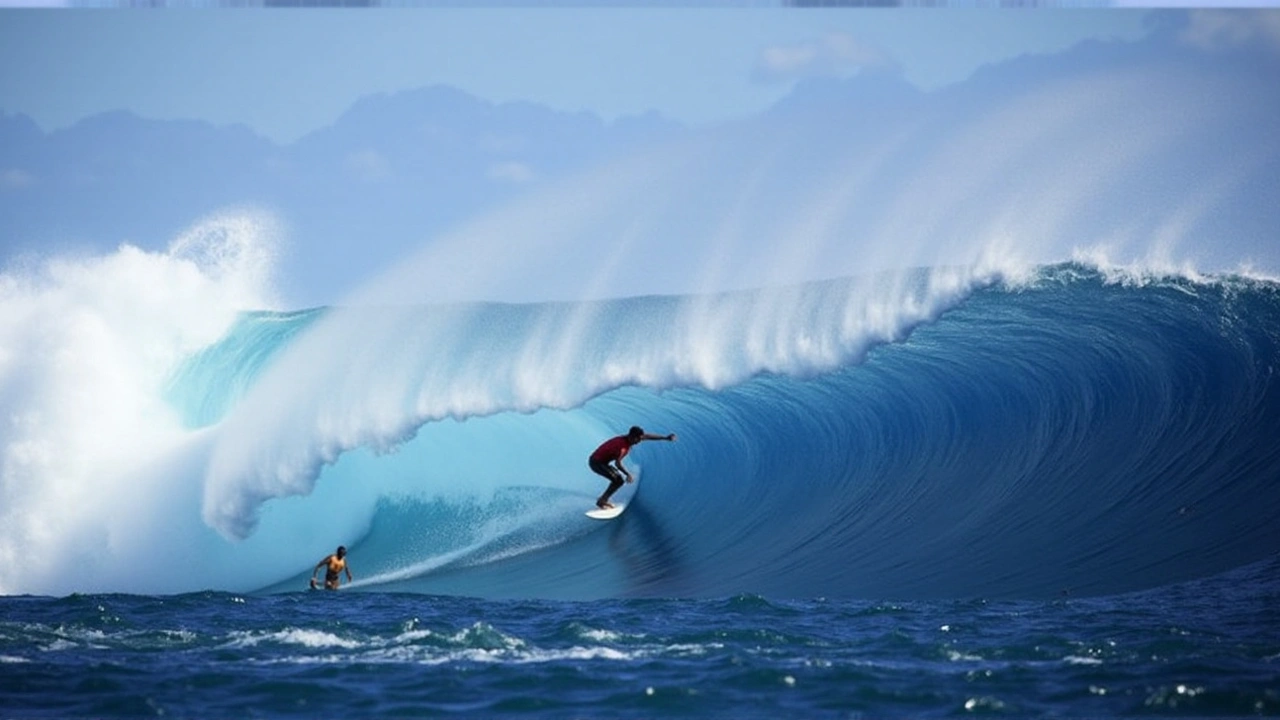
[590, 435, 633, 463]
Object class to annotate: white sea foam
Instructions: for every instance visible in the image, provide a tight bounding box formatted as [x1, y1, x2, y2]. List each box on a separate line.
[1064, 655, 1105, 665]
[0, 210, 283, 596]
[227, 628, 361, 650]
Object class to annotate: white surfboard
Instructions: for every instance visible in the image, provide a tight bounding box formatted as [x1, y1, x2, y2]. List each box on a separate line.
[585, 503, 626, 520]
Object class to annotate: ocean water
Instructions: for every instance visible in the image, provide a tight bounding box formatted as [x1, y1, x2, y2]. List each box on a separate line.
[3, 257, 1280, 716]
[2, 558, 1278, 718]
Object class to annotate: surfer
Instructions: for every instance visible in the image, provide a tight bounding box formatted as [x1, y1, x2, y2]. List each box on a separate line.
[589, 426, 676, 509]
[309, 546, 353, 590]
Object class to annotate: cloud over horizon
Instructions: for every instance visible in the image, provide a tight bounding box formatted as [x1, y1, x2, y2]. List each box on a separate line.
[1180, 9, 1280, 54]
[751, 32, 900, 86]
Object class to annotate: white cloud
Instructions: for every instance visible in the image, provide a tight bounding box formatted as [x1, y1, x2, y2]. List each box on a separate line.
[752, 32, 898, 85]
[487, 161, 536, 184]
[1180, 9, 1280, 53]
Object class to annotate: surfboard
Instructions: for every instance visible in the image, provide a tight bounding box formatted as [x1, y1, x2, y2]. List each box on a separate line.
[585, 503, 626, 520]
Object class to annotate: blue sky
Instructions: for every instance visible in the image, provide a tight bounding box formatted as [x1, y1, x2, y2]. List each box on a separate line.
[0, 8, 1151, 143]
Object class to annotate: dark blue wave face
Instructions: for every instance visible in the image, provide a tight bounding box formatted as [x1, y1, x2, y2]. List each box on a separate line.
[356, 267, 1280, 601]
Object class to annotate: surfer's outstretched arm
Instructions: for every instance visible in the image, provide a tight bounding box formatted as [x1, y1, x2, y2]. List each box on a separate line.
[639, 432, 677, 442]
[617, 433, 674, 480]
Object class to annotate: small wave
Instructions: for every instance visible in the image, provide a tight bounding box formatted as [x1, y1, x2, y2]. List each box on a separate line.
[227, 628, 362, 650]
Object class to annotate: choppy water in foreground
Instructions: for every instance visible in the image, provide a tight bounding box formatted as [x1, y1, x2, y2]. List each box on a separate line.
[4, 556, 1278, 718]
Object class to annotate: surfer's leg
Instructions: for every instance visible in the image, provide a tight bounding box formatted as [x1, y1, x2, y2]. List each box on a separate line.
[590, 460, 621, 507]
[597, 467, 624, 508]
[598, 477, 624, 508]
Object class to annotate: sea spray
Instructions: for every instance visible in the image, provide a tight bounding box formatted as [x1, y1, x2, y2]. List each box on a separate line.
[0, 210, 282, 595]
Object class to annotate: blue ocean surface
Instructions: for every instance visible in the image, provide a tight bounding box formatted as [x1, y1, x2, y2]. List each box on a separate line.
[2, 558, 1279, 718]
[3, 263, 1280, 717]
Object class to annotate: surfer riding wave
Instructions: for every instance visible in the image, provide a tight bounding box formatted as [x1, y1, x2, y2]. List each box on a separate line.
[588, 426, 676, 509]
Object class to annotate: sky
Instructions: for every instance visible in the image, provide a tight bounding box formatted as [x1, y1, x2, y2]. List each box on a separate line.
[0, 8, 1153, 143]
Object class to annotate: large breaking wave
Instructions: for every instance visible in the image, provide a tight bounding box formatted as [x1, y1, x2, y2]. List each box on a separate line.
[245, 264, 1280, 601]
[4, 223, 1278, 600]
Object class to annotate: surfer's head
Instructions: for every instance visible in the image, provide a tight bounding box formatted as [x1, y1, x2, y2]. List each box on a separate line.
[628, 426, 644, 440]
[336, 546, 347, 558]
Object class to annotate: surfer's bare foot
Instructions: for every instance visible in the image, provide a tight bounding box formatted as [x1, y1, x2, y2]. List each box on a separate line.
[597, 501, 614, 510]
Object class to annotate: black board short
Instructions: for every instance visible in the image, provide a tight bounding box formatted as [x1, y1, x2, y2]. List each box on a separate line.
[589, 458, 622, 482]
